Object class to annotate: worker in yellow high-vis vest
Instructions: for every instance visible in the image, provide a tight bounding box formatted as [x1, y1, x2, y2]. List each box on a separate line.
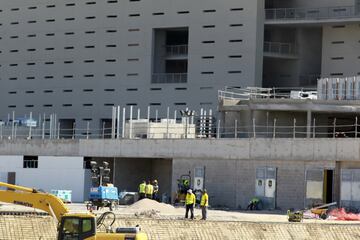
[138, 180, 146, 199]
[145, 180, 154, 199]
[185, 189, 196, 219]
[200, 189, 209, 220]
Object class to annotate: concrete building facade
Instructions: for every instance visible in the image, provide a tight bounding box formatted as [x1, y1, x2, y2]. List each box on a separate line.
[264, 0, 360, 87]
[0, 0, 264, 132]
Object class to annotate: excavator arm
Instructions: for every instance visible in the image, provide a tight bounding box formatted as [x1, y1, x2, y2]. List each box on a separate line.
[0, 181, 69, 222]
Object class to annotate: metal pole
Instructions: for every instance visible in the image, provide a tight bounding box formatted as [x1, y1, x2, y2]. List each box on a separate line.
[11, 111, 15, 139]
[0, 124, 2, 140]
[217, 119, 221, 139]
[72, 122, 76, 139]
[57, 122, 60, 139]
[273, 118, 276, 139]
[333, 118, 336, 138]
[86, 121, 90, 139]
[155, 110, 158, 122]
[293, 118, 296, 139]
[122, 107, 126, 138]
[166, 107, 169, 138]
[49, 114, 53, 139]
[209, 109, 213, 138]
[111, 107, 115, 139]
[129, 106, 133, 139]
[355, 117, 358, 138]
[234, 119, 238, 138]
[14, 123, 17, 139]
[313, 118, 316, 138]
[137, 108, 140, 120]
[200, 108, 204, 137]
[174, 110, 177, 122]
[102, 121, 105, 139]
[253, 118, 256, 138]
[29, 112, 32, 139]
[42, 121, 45, 139]
[116, 106, 120, 139]
[147, 106, 150, 120]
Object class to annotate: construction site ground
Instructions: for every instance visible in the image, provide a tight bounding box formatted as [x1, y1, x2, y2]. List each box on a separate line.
[1, 200, 360, 240]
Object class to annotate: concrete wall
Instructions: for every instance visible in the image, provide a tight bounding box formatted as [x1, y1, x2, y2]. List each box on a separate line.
[321, 23, 360, 78]
[0, 139, 360, 209]
[0, 155, 87, 202]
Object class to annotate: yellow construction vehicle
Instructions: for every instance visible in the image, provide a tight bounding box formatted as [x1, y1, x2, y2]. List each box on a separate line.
[0, 181, 147, 240]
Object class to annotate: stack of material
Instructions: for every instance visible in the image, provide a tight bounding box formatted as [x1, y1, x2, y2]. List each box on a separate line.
[127, 199, 178, 215]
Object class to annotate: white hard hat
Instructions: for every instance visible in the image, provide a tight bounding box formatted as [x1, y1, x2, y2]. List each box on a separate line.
[187, 189, 192, 194]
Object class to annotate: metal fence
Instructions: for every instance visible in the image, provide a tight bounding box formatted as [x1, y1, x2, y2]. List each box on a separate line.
[266, 5, 360, 21]
[165, 45, 188, 56]
[1, 118, 360, 140]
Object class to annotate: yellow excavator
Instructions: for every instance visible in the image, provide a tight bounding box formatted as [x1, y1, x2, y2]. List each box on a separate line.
[0, 181, 147, 240]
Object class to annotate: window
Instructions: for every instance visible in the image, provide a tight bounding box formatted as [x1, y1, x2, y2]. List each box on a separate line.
[202, 41, 215, 44]
[203, 9, 216, 13]
[23, 156, 38, 168]
[203, 25, 215, 28]
[63, 89, 73, 92]
[63, 104, 72, 107]
[230, 8, 244, 11]
[83, 104, 93, 106]
[178, 11, 189, 14]
[104, 89, 115, 92]
[126, 88, 138, 91]
[230, 24, 243, 27]
[229, 55, 242, 58]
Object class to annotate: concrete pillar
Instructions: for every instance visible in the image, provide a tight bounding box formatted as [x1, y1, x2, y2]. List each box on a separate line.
[306, 110, 312, 138]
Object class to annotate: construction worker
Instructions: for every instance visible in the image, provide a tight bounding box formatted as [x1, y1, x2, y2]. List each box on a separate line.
[138, 180, 146, 200]
[145, 180, 154, 199]
[185, 189, 196, 219]
[247, 197, 260, 210]
[153, 180, 159, 201]
[200, 189, 209, 220]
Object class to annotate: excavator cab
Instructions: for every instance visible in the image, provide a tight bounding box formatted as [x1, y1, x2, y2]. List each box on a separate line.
[58, 215, 96, 240]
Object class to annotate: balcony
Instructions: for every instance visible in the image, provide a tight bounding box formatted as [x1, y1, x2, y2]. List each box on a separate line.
[165, 45, 188, 59]
[265, 5, 360, 24]
[263, 42, 298, 59]
[151, 73, 188, 84]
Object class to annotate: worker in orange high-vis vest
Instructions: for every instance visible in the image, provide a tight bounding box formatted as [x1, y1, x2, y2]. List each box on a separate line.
[200, 189, 209, 220]
[185, 189, 196, 219]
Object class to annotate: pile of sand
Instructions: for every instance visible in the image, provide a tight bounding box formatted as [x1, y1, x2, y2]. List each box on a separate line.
[127, 199, 179, 215]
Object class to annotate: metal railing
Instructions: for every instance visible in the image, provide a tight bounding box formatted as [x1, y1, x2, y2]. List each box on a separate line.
[152, 73, 187, 84]
[263, 42, 298, 56]
[1, 119, 360, 140]
[266, 5, 360, 21]
[218, 87, 317, 101]
[165, 45, 188, 56]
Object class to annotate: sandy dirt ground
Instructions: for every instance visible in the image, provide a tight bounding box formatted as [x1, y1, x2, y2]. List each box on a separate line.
[1, 199, 359, 225]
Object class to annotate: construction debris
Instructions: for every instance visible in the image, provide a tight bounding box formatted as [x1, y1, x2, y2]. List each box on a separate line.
[328, 208, 360, 221]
